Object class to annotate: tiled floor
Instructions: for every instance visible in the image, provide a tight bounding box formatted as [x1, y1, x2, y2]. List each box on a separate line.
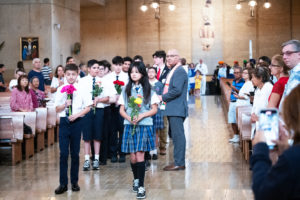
[0, 96, 254, 200]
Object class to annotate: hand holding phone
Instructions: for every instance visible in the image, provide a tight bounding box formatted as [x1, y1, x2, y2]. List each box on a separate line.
[258, 109, 279, 149]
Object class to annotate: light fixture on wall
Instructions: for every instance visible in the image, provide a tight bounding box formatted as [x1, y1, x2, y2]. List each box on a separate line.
[235, 0, 271, 17]
[54, 23, 61, 30]
[140, 0, 176, 19]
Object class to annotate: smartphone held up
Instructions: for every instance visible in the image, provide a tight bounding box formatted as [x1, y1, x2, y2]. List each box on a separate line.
[258, 109, 279, 149]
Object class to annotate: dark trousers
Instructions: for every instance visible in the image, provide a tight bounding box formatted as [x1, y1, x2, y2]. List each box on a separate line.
[100, 106, 111, 162]
[168, 116, 186, 166]
[110, 104, 125, 157]
[59, 117, 82, 185]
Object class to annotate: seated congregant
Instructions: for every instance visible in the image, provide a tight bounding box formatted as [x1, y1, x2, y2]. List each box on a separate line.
[10, 75, 33, 112]
[30, 76, 46, 108]
[9, 69, 25, 91]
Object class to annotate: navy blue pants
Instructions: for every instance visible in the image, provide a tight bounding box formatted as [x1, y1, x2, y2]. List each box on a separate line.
[59, 117, 82, 186]
[110, 104, 125, 157]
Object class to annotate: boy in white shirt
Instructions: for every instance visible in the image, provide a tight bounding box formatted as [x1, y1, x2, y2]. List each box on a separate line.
[54, 64, 90, 195]
[80, 59, 112, 170]
[109, 56, 128, 163]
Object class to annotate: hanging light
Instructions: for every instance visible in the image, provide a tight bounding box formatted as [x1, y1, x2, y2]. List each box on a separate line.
[236, 1, 242, 10]
[168, 3, 176, 11]
[140, 4, 148, 12]
[248, 0, 257, 7]
[264, 0, 271, 9]
[151, 2, 159, 9]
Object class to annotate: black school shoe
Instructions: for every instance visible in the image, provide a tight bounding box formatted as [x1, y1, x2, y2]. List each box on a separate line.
[55, 185, 68, 194]
[111, 156, 118, 163]
[119, 155, 126, 163]
[72, 183, 80, 192]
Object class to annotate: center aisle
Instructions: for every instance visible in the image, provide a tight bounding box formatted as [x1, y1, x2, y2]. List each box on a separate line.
[0, 96, 254, 200]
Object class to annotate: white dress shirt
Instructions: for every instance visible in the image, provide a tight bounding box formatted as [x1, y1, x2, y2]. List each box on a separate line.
[54, 82, 90, 117]
[79, 74, 116, 108]
[110, 71, 129, 86]
[236, 81, 254, 106]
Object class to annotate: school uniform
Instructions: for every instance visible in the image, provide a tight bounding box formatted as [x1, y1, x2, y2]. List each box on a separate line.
[108, 71, 128, 159]
[98, 75, 117, 163]
[150, 80, 164, 131]
[54, 82, 89, 186]
[80, 74, 116, 141]
[118, 84, 159, 153]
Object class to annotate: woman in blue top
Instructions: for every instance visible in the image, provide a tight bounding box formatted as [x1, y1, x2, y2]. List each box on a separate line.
[118, 62, 159, 199]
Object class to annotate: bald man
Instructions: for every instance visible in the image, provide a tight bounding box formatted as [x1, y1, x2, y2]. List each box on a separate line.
[161, 49, 188, 171]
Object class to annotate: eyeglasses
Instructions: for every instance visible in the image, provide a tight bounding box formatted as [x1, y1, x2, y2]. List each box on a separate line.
[166, 55, 178, 58]
[99, 68, 105, 71]
[234, 72, 241, 74]
[269, 64, 281, 68]
[281, 51, 300, 56]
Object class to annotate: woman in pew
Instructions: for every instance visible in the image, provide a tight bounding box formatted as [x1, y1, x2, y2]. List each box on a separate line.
[251, 85, 300, 200]
[267, 55, 289, 108]
[10, 75, 33, 112]
[29, 76, 46, 108]
[251, 67, 273, 138]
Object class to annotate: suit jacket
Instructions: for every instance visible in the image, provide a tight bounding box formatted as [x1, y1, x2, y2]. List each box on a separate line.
[162, 66, 188, 117]
[158, 65, 170, 83]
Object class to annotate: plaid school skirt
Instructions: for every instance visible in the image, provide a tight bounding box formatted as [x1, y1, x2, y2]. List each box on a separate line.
[121, 125, 155, 153]
[152, 113, 164, 130]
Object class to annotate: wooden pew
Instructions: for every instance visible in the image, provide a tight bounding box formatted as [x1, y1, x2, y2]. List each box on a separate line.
[220, 78, 233, 118]
[0, 115, 24, 165]
[0, 110, 36, 160]
[236, 105, 252, 161]
[46, 105, 56, 147]
[35, 108, 47, 151]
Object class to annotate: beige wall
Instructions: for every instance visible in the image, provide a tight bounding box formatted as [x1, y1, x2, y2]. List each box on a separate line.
[1, 0, 300, 81]
[80, 0, 300, 74]
[80, 0, 127, 64]
[0, 0, 80, 81]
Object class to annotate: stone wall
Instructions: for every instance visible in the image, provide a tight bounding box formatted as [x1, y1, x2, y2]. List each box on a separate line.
[80, 0, 127, 64]
[0, 0, 80, 81]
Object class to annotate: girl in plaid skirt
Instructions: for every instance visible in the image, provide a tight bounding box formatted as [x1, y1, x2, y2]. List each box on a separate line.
[118, 62, 159, 199]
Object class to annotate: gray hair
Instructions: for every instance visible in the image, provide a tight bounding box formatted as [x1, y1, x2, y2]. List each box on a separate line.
[282, 40, 300, 51]
[234, 66, 243, 73]
[32, 58, 40, 64]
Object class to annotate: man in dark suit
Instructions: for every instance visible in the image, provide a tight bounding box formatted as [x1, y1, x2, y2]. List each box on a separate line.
[160, 49, 188, 171]
[152, 50, 171, 155]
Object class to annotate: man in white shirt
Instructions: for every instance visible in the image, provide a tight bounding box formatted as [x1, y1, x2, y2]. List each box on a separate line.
[195, 59, 208, 95]
[98, 60, 118, 165]
[109, 56, 128, 163]
[80, 59, 111, 171]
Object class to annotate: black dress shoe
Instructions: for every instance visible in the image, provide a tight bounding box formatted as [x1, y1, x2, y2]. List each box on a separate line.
[55, 185, 68, 194]
[111, 156, 118, 163]
[72, 183, 80, 192]
[99, 161, 107, 165]
[118, 156, 126, 163]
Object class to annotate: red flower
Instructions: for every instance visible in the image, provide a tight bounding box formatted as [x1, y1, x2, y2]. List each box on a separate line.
[113, 80, 125, 86]
[61, 84, 76, 94]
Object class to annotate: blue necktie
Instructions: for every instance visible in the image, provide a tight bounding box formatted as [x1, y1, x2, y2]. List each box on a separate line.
[135, 87, 139, 93]
[92, 77, 95, 100]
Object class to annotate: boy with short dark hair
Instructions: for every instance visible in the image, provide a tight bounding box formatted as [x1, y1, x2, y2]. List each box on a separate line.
[54, 64, 91, 195]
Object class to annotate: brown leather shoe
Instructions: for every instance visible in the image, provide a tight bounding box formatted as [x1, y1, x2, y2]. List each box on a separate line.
[163, 165, 185, 171]
[160, 149, 166, 155]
